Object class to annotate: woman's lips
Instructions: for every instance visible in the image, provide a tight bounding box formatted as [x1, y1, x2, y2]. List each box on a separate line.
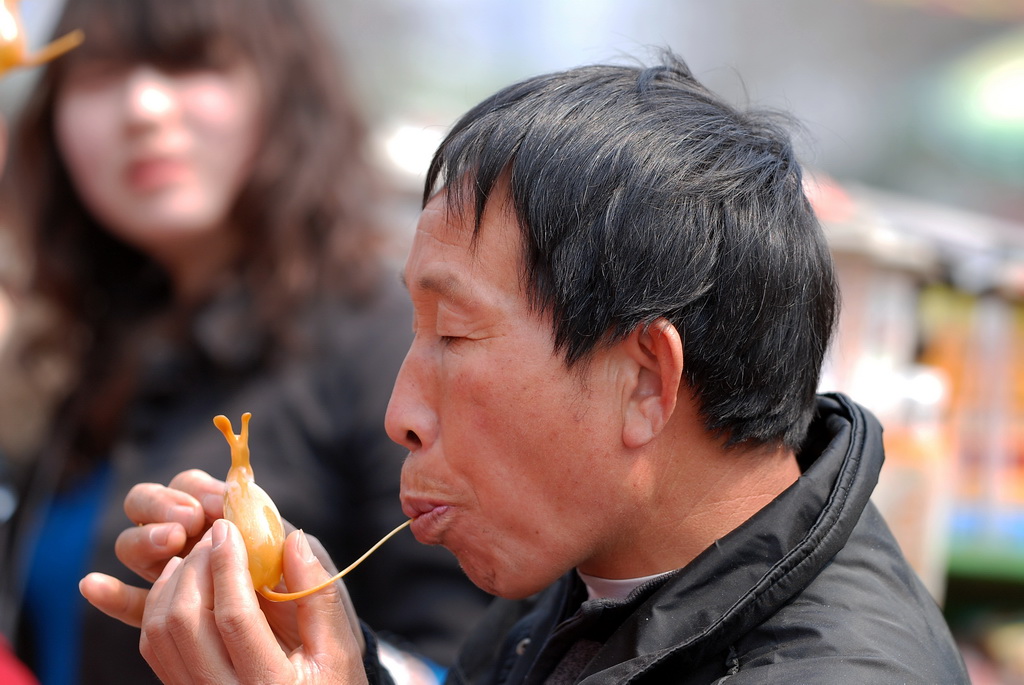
[125, 157, 189, 192]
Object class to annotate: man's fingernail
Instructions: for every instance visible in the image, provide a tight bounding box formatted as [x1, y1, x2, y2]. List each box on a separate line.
[297, 530, 315, 563]
[158, 556, 182, 582]
[149, 524, 171, 547]
[212, 519, 228, 549]
[201, 494, 222, 516]
[170, 505, 196, 526]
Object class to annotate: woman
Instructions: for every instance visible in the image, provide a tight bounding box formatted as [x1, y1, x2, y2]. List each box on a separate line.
[0, 1, 485, 683]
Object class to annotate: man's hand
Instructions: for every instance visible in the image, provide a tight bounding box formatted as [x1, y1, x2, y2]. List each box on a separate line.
[80, 469, 223, 627]
[80, 467, 367, 672]
[140, 519, 368, 684]
[122, 469, 224, 580]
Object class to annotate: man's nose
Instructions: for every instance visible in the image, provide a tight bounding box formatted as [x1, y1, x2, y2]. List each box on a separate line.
[385, 345, 436, 453]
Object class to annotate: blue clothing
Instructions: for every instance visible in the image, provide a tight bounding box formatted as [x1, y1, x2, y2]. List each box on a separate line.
[23, 463, 112, 685]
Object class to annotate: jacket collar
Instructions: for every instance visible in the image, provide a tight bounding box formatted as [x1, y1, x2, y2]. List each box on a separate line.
[568, 393, 884, 681]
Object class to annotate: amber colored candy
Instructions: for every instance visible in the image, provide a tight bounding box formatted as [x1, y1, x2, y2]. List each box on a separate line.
[213, 412, 411, 602]
[0, 0, 83, 77]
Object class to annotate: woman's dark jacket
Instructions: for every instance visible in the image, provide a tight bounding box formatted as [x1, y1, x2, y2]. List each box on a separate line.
[1, 279, 489, 684]
[372, 394, 969, 684]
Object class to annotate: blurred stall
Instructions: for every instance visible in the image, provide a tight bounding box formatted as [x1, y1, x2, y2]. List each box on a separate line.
[810, 171, 1024, 684]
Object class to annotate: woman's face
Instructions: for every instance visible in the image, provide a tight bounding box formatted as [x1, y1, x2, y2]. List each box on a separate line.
[55, 56, 262, 274]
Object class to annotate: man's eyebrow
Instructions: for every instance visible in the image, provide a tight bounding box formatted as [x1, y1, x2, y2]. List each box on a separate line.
[399, 271, 469, 302]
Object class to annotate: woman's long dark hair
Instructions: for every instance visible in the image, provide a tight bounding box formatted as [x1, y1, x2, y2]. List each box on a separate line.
[0, 0, 386, 469]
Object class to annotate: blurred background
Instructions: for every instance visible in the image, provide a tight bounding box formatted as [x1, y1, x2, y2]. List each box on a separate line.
[4, 0, 1024, 682]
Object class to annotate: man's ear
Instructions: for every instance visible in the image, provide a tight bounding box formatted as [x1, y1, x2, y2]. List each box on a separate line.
[621, 318, 683, 449]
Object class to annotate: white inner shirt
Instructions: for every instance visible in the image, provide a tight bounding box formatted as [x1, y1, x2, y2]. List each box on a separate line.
[577, 569, 675, 601]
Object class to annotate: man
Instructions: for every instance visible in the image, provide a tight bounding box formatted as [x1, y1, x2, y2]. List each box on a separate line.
[80, 53, 968, 683]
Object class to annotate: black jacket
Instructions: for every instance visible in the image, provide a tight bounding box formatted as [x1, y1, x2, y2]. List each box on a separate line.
[372, 394, 967, 684]
[2, 280, 489, 684]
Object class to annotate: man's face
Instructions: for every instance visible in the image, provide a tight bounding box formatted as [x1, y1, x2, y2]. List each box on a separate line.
[386, 188, 632, 599]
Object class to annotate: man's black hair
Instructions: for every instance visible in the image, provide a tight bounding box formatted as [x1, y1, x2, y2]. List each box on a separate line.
[424, 52, 839, 450]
